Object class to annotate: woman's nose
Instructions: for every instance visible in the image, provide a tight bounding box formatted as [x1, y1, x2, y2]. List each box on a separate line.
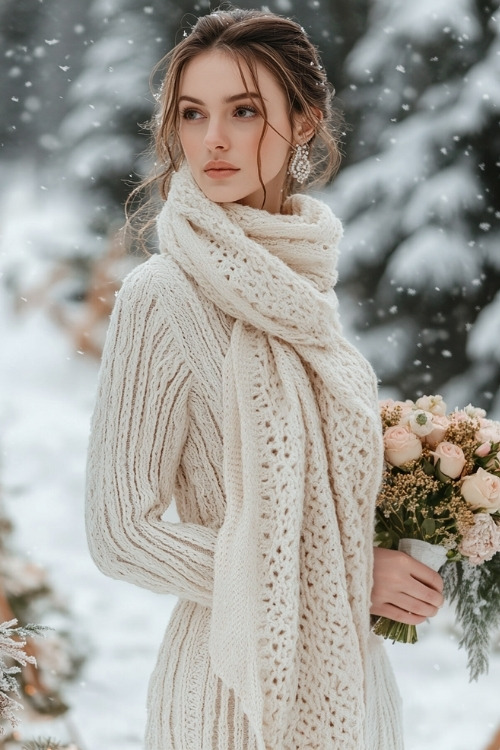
[203, 117, 229, 151]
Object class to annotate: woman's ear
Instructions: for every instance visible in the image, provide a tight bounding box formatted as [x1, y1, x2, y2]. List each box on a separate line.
[293, 108, 323, 145]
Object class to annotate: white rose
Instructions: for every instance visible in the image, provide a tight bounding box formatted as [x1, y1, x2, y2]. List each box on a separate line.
[461, 468, 500, 513]
[476, 421, 500, 445]
[415, 395, 447, 416]
[404, 409, 435, 437]
[384, 425, 422, 467]
[424, 415, 450, 449]
[464, 404, 487, 419]
[432, 441, 466, 479]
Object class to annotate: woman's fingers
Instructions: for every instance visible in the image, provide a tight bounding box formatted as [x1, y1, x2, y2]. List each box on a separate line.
[406, 554, 444, 594]
[405, 576, 444, 610]
[373, 603, 428, 626]
[384, 591, 440, 618]
[371, 547, 444, 621]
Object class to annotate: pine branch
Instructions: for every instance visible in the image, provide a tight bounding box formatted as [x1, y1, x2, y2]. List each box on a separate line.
[0, 619, 49, 734]
[22, 738, 73, 750]
[443, 553, 500, 681]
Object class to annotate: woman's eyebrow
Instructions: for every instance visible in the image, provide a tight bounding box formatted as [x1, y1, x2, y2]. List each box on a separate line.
[178, 92, 264, 104]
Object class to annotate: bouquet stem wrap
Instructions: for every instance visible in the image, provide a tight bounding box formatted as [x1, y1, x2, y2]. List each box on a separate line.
[398, 538, 448, 570]
[373, 539, 447, 643]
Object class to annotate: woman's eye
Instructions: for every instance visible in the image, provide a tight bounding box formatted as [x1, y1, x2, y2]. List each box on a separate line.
[234, 106, 257, 118]
[181, 109, 203, 120]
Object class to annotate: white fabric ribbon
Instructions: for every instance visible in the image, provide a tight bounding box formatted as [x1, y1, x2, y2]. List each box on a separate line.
[398, 538, 448, 572]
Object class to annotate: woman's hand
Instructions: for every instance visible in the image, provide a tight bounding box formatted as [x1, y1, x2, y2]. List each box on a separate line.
[371, 547, 444, 626]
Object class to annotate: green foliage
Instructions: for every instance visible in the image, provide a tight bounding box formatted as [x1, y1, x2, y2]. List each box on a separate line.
[442, 553, 500, 681]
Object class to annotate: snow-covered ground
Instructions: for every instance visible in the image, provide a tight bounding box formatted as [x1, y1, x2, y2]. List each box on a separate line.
[1, 290, 499, 750]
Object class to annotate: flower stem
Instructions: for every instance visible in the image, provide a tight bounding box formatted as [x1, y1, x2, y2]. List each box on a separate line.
[372, 616, 418, 644]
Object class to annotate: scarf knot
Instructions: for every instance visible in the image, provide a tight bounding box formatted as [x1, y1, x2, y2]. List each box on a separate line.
[157, 164, 344, 350]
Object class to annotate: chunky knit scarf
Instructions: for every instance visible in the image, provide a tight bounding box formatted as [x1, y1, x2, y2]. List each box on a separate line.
[157, 164, 402, 750]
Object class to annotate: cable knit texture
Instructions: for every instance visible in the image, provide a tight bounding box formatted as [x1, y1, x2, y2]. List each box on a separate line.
[85, 163, 404, 749]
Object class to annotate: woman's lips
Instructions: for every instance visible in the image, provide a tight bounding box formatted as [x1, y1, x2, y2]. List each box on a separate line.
[204, 167, 240, 179]
[203, 161, 240, 179]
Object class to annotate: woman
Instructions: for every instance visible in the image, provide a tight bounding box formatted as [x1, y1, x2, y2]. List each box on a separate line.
[85, 8, 444, 749]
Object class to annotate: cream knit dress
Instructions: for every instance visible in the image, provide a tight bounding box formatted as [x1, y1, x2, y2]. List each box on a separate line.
[85, 166, 404, 749]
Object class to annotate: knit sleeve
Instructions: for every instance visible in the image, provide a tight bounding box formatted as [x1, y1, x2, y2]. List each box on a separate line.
[85, 261, 217, 607]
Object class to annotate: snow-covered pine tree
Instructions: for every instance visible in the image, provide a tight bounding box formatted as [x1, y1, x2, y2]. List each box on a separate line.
[0, 0, 92, 165]
[235, 0, 370, 91]
[326, 0, 500, 415]
[0, 0, 53, 162]
[0, 0, 182, 345]
[56, 0, 185, 245]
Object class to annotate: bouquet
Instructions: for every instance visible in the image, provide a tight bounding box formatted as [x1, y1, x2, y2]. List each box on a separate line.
[373, 395, 500, 679]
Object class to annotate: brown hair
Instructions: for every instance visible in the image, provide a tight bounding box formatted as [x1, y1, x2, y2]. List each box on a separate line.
[125, 6, 343, 252]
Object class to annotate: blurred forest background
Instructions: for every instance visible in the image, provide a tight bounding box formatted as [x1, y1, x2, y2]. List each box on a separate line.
[0, 0, 499, 410]
[0, 0, 500, 748]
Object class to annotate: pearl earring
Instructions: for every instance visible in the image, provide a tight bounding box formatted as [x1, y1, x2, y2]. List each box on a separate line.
[288, 142, 311, 183]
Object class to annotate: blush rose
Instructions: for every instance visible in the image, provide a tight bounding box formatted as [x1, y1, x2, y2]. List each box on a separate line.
[475, 442, 492, 458]
[461, 468, 500, 513]
[384, 425, 422, 467]
[432, 442, 466, 479]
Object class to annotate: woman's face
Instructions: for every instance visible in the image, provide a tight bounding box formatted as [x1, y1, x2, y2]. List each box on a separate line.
[177, 49, 300, 213]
